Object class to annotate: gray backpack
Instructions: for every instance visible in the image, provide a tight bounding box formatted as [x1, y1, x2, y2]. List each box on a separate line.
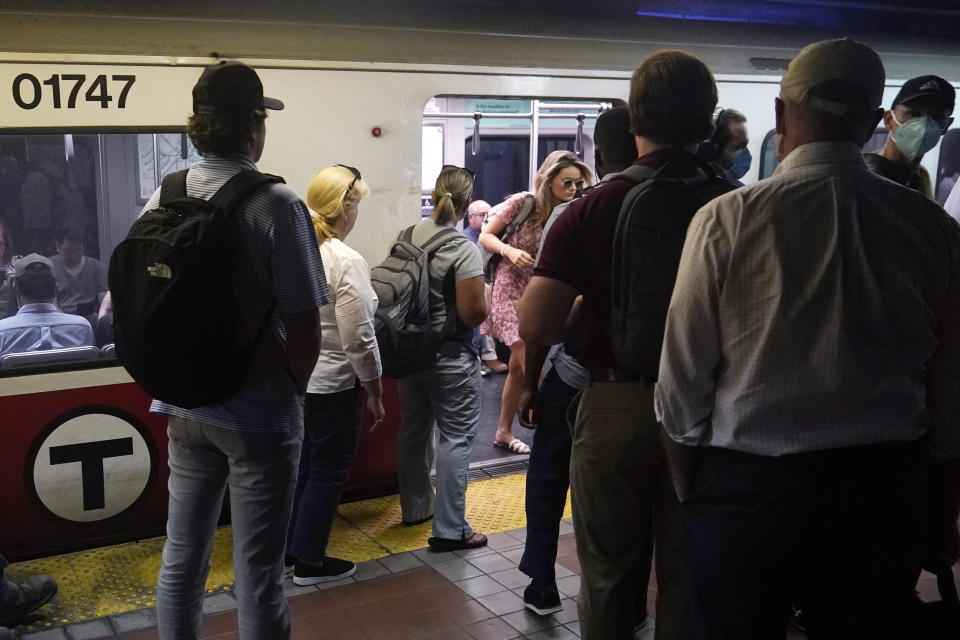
[370, 225, 461, 378]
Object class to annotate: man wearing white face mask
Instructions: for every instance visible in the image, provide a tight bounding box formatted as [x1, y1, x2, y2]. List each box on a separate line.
[865, 75, 955, 198]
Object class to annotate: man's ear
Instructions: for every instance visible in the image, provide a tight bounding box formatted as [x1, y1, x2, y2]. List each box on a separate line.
[881, 109, 894, 130]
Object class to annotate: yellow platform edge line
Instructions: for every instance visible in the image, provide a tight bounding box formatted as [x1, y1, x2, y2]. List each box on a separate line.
[6, 472, 572, 631]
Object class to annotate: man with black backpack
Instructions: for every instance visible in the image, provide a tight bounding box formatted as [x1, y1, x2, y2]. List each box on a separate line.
[519, 51, 732, 639]
[112, 61, 329, 640]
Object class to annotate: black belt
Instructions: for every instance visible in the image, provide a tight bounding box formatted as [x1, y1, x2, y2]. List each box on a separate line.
[588, 369, 649, 384]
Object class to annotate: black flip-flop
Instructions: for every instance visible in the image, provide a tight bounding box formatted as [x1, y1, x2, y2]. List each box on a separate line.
[427, 533, 488, 551]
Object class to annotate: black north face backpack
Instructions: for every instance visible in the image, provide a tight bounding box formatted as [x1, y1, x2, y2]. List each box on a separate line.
[109, 169, 283, 408]
[609, 157, 735, 379]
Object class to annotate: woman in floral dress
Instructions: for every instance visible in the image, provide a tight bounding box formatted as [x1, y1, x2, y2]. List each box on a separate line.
[479, 150, 592, 454]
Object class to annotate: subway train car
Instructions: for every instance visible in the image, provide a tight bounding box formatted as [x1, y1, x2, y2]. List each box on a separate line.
[1, 1, 958, 560]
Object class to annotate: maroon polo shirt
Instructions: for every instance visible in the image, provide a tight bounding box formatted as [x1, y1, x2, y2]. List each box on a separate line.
[534, 148, 705, 369]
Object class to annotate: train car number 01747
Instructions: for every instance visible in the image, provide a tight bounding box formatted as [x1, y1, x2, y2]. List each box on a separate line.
[12, 73, 136, 109]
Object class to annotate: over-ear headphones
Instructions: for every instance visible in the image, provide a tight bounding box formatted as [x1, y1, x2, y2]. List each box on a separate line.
[697, 108, 727, 161]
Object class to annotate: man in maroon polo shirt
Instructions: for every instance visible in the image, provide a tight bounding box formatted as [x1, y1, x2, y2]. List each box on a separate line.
[518, 50, 726, 640]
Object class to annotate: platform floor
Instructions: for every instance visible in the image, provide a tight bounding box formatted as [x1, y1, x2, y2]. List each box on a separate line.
[471, 369, 535, 465]
[5, 470, 958, 639]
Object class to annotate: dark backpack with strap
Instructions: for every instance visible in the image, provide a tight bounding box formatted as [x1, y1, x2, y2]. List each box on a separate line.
[108, 169, 283, 408]
[609, 157, 735, 379]
[478, 194, 535, 284]
[371, 225, 463, 378]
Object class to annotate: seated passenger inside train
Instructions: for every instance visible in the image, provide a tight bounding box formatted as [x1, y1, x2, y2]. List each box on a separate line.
[0, 253, 94, 357]
[48, 223, 108, 324]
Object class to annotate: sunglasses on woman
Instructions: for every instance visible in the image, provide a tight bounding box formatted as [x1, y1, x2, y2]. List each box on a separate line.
[441, 164, 476, 179]
[336, 164, 361, 192]
[560, 178, 586, 190]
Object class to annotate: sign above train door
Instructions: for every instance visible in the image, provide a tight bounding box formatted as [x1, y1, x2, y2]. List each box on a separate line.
[28, 406, 156, 524]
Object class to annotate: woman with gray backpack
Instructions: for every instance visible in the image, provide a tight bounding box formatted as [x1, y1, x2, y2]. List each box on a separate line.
[396, 165, 491, 551]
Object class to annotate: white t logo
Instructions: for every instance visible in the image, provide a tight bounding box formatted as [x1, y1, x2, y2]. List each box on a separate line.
[32, 411, 153, 522]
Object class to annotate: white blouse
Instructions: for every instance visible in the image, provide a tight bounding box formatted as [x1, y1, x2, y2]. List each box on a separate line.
[307, 238, 382, 394]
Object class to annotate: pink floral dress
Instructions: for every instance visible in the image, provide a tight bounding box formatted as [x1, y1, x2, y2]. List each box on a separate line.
[481, 192, 542, 346]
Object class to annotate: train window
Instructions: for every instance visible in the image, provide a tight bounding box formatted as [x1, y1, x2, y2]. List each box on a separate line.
[862, 128, 888, 153]
[936, 129, 960, 206]
[0, 130, 199, 372]
[758, 130, 778, 180]
[422, 97, 615, 208]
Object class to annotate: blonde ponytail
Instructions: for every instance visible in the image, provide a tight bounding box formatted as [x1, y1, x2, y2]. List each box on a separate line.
[433, 192, 458, 226]
[432, 166, 474, 226]
[306, 165, 371, 244]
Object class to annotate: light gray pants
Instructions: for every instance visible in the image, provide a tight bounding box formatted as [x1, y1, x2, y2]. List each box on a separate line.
[397, 351, 481, 540]
[156, 417, 302, 640]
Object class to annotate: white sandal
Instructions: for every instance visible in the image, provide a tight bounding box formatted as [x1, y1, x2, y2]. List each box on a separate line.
[494, 438, 531, 455]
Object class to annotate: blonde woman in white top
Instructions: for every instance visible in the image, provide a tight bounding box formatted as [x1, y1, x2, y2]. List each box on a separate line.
[286, 164, 384, 585]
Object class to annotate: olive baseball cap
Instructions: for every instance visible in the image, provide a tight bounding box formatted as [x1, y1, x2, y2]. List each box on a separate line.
[12, 253, 53, 278]
[780, 38, 885, 116]
[192, 61, 284, 117]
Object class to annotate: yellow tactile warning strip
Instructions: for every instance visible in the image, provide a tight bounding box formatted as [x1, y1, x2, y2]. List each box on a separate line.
[6, 472, 573, 632]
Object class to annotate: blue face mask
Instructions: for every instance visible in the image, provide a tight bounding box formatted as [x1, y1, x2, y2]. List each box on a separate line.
[891, 112, 943, 162]
[730, 147, 752, 179]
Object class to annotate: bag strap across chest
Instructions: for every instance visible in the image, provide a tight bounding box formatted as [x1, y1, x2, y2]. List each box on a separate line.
[158, 168, 285, 214]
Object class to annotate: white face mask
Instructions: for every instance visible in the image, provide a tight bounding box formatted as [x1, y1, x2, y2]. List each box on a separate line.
[891, 111, 943, 162]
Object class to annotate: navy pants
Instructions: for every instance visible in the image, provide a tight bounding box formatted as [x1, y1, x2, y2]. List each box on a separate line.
[287, 387, 362, 563]
[519, 368, 579, 582]
[681, 442, 926, 640]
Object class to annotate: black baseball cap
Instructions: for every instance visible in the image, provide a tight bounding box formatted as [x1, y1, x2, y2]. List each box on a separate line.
[892, 75, 955, 113]
[192, 61, 284, 117]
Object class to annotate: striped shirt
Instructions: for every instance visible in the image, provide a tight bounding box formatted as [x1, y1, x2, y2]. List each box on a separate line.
[656, 142, 960, 461]
[145, 155, 331, 432]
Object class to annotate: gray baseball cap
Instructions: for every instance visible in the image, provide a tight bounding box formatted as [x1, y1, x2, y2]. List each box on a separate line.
[12, 253, 53, 278]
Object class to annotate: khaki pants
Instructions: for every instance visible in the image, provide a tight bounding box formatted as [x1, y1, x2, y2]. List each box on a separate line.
[570, 381, 694, 640]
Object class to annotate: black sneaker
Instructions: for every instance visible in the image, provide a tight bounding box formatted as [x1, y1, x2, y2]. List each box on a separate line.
[0, 574, 58, 625]
[523, 579, 562, 616]
[292, 557, 356, 586]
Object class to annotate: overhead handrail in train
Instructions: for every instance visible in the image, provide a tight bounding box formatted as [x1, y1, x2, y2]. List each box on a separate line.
[471, 113, 482, 156]
[424, 100, 612, 189]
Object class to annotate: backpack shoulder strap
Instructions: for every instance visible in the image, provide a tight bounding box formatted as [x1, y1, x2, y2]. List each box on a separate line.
[158, 170, 188, 206]
[615, 164, 661, 185]
[207, 170, 286, 214]
[421, 226, 462, 256]
[501, 193, 536, 239]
